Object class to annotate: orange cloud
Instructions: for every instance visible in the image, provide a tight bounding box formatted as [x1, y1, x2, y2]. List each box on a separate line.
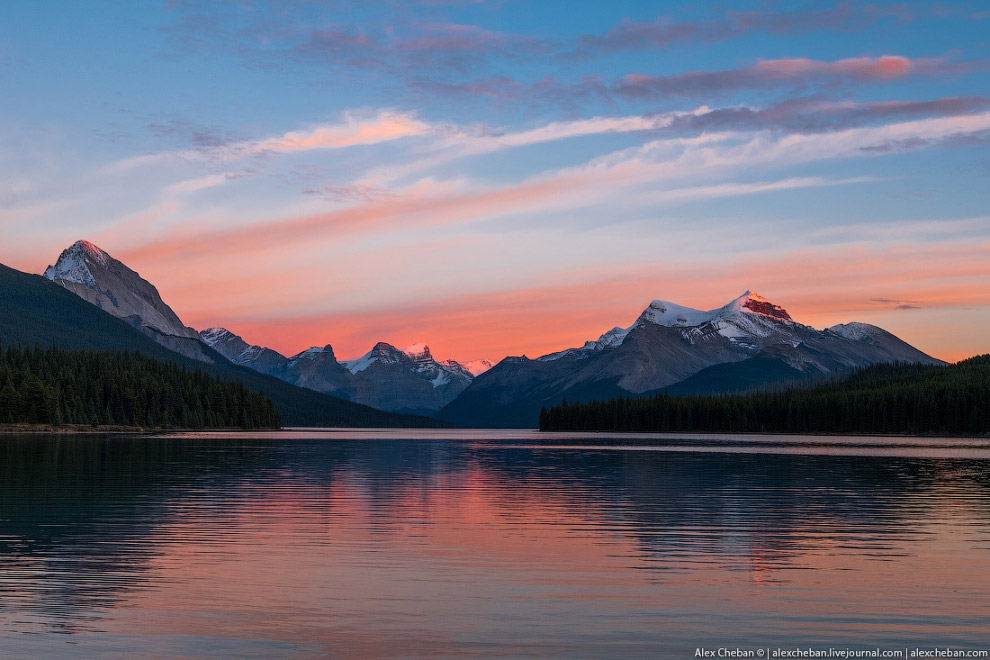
[753, 55, 912, 80]
[252, 112, 429, 153]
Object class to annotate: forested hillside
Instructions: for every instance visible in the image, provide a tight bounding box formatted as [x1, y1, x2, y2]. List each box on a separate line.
[540, 356, 990, 435]
[0, 345, 281, 429]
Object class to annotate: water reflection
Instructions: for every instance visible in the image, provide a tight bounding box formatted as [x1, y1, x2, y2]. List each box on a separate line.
[1, 431, 989, 658]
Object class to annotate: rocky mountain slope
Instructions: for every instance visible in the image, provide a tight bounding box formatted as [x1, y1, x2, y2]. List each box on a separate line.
[44, 241, 212, 362]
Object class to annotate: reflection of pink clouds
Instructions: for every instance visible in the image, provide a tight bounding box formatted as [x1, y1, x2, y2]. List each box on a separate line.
[116, 459, 990, 653]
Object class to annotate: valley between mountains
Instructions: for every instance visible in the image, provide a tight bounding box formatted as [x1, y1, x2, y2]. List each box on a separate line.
[25, 239, 942, 428]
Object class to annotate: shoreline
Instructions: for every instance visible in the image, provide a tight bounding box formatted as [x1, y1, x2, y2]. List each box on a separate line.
[537, 429, 990, 438]
[0, 424, 282, 435]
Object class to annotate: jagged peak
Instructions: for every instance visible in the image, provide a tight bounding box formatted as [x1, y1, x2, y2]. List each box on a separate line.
[292, 344, 336, 360]
[344, 342, 402, 374]
[45, 240, 109, 286]
[371, 341, 402, 355]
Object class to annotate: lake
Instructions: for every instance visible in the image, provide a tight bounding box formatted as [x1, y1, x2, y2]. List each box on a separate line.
[1, 429, 989, 659]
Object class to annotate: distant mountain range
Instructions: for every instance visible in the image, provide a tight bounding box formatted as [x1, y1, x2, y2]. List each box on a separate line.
[28, 239, 945, 428]
[201, 329, 474, 416]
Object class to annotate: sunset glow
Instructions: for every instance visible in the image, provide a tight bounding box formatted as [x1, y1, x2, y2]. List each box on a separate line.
[2, 1, 988, 363]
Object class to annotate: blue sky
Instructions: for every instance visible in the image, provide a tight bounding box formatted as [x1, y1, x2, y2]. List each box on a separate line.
[1, 1, 988, 362]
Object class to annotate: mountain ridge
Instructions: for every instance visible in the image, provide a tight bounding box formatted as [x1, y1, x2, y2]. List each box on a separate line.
[201, 329, 477, 415]
[32, 240, 945, 429]
[438, 291, 942, 428]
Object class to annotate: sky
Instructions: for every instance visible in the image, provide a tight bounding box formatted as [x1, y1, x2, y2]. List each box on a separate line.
[1, 0, 988, 364]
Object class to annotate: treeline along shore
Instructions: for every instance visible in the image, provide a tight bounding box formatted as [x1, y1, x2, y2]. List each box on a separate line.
[539, 356, 990, 436]
[0, 344, 281, 430]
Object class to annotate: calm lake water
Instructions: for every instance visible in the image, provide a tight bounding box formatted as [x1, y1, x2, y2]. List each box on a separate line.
[1, 429, 989, 659]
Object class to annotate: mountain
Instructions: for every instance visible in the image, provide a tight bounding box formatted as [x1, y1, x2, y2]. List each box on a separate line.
[201, 328, 474, 415]
[285, 344, 375, 402]
[341, 342, 474, 415]
[200, 327, 291, 376]
[31, 241, 944, 430]
[438, 291, 942, 428]
[44, 241, 213, 362]
[0, 261, 444, 428]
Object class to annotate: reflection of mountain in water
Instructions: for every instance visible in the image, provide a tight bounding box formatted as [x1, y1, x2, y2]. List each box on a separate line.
[0, 435, 282, 629]
[2, 433, 990, 639]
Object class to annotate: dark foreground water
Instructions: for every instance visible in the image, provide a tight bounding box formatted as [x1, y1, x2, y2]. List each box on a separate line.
[1, 430, 989, 659]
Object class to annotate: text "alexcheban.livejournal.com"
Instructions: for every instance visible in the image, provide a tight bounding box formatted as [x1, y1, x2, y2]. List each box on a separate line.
[693, 648, 990, 658]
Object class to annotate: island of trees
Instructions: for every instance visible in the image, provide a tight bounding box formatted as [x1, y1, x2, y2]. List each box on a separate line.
[539, 355, 990, 436]
[0, 344, 281, 429]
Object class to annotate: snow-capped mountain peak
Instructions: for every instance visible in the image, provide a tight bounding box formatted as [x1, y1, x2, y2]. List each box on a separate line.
[43, 240, 111, 289]
[541, 291, 800, 361]
[44, 239, 202, 344]
[401, 342, 433, 362]
[461, 359, 494, 376]
[635, 291, 792, 329]
[715, 290, 793, 322]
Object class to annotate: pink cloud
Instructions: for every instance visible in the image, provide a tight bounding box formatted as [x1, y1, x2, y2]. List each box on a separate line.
[613, 55, 975, 100]
[252, 112, 429, 153]
[425, 56, 988, 107]
[570, 3, 915, 56]
[752, 55, 911, 80]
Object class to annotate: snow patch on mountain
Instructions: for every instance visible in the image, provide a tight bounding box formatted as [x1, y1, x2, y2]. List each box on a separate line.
[200, 327, 233, 345]
[636, 300, 713, 328]
[827, 322, 882, 342]
[462, 359, 494, 376]
[343, 350, 378, 374]
[431, 370, 452, 388]
[402, 343, 431, 361]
